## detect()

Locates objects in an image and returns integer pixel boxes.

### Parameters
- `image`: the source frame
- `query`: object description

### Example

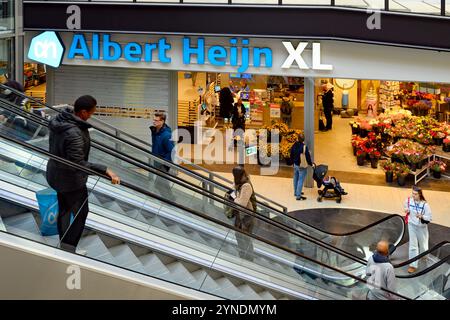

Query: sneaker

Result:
[407,266,417,273]
[75,249,87,256]
[300,196,307,200]
[296,196,301,200]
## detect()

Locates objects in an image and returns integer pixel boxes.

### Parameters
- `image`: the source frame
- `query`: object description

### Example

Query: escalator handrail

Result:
[0,108,372,266]
[397,254,450,280]
[0,94,408,244]
[0,98,406,264]
[1,83,287,213]
[0,130,411,300]
[393,241,450,269]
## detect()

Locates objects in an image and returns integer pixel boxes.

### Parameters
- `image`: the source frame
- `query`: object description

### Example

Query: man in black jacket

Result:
[322,83,334,131]
[290,133,312,200]
[46,95,120,253]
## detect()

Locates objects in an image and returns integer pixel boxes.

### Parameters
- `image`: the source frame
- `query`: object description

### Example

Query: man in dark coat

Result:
[322,83,334,131]
[150,112,175,200]
[46,95,120,253]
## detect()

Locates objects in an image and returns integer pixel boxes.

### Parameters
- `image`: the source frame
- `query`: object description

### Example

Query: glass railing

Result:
[0,132,413,300]
[24,0,449,16]
[0,96,407,263]
[2,125,448,300]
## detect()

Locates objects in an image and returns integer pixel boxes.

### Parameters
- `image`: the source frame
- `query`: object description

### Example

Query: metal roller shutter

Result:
[53,65,169,110]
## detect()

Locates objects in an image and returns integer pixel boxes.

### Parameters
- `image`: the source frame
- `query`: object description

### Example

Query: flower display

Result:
[393,163,411,177]
[380,159,395,172]
[444,137,450,145]
[429,160,447,172]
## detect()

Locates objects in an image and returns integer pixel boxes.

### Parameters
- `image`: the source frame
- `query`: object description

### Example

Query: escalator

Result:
[0,85,408,262]
[0,130,406,300]
[0,100,448,299]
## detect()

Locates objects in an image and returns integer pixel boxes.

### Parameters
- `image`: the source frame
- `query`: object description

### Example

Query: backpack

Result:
[281,100,292,116]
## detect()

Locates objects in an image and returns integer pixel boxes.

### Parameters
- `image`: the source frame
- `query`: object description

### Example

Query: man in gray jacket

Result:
[46,95,120,253]
[366,240,398,300]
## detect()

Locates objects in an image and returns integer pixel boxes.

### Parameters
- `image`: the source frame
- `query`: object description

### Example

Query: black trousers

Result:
[56,186,89,252]
[324,108,333,129]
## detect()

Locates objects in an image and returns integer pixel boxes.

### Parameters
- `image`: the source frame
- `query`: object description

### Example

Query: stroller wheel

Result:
[317,196,323,202]
[318,190,323,195]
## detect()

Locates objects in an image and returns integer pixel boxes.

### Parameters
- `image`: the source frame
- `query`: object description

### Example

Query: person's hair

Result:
[412,185,426,202]
[154,112,167,122]
[74,95,97,113]
[297,133,305,143]
[232,166,249,190]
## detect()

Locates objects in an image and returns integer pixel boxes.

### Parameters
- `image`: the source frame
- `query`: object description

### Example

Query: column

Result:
[304,77,315,188]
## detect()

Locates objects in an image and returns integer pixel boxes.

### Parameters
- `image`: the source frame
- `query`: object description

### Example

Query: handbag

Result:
[404,212,409,224]
[36,187,60,236]
[224,190,237,219]
[36,188,73,236]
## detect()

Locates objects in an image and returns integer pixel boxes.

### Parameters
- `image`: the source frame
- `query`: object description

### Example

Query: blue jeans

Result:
[293,165,307,197]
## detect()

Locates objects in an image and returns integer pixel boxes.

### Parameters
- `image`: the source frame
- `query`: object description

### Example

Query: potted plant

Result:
[431,129,446,146]
[369,149,381,169]
[394,163,410,186]
[349,121,360,135]
[443,137,450,152]
[356,149,366,166]
[404,152,421,172]
[380,159,395,183]
[429,160,447,179]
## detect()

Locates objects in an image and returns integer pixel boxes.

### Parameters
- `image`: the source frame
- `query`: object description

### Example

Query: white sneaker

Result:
[75,249,87,256]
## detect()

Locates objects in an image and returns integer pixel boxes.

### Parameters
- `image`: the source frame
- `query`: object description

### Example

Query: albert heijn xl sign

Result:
[27,31,333,72]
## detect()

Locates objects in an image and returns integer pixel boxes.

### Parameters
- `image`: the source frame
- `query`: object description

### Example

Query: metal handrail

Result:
[0,130,410,300]
[1,99,446,278]
[0,98,408,258]
[1,84,287,213]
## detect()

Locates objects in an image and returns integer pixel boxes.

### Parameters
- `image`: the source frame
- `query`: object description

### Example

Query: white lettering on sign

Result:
[281,42,333,71]
[34,40,58,59]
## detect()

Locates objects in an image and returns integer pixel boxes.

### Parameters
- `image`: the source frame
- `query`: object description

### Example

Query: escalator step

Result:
[258,291,277,300]
[78,234,115,265]
[139,253,171,278]
[163,261,197,286]
[236,284,263,300]
[190,269,221,292]
[3,212,45,244]
[108,244,147,274]
[213,277,244,299]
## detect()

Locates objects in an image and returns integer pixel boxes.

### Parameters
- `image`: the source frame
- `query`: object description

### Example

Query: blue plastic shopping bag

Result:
[36,187,60,236]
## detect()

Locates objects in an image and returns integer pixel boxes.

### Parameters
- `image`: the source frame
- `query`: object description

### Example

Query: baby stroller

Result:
[313,164,347,203]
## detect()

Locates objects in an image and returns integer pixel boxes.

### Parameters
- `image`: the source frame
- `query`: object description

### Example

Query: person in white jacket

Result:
[403,185,432,273]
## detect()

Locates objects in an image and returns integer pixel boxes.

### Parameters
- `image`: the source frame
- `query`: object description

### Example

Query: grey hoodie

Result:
[366,252,398,300]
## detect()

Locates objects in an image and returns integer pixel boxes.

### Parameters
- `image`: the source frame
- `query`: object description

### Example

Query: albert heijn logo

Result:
[28,31,65,68]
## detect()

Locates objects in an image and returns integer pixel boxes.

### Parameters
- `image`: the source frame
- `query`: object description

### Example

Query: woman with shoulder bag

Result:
[403,185,432,273]
[232,166,257,262]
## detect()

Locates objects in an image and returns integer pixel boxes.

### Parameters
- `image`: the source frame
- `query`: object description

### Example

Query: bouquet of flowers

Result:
[394,163,411,177]
[369,149,381,159]
[444,137,450,146]
[429,160,447,172]
[380,159,395,172]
